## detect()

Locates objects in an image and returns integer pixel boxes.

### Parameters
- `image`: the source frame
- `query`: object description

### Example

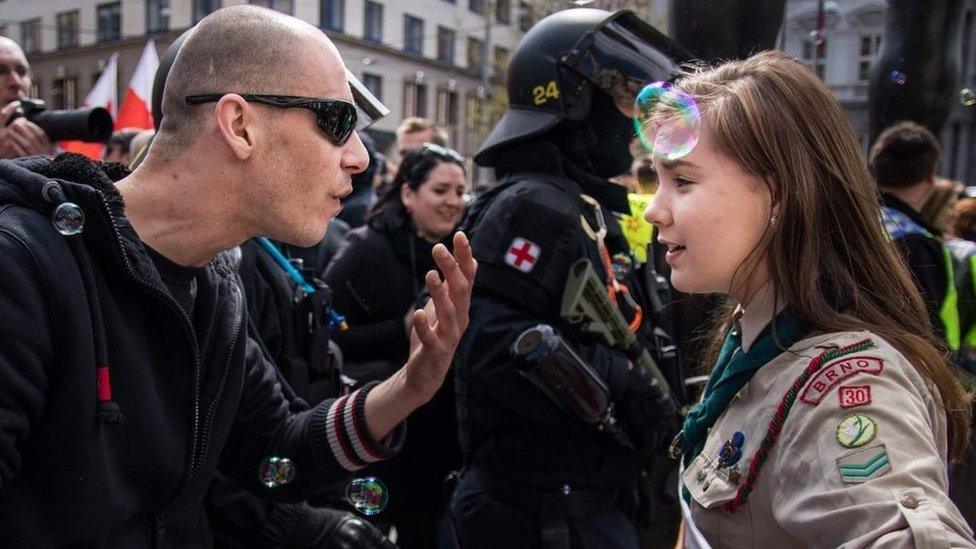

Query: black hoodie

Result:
[0,154,404,547]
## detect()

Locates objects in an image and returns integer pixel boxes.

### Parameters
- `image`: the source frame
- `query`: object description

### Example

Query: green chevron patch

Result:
[837,444,891,484]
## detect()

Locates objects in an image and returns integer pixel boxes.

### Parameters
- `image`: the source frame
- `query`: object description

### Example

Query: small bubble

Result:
[634,82,701,161]
[961,88,976,106]
[345,477,389,516]
[52,202,85,235]
[258,456,296,488]
[889,70,907,85]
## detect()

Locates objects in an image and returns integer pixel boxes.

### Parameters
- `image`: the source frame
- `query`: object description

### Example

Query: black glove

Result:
[283,505,397,549]
[330,514,398,549]
[619,362,681,454]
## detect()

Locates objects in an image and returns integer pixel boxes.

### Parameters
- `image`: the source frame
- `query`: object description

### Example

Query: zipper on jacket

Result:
[188,284,245,481]
[92,190,205,511]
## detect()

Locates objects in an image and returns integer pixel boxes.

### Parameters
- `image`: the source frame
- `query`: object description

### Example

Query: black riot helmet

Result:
[475,8,689,166]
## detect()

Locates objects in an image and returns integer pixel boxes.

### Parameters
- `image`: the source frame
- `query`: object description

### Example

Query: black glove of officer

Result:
[618,361,681,455]
[283,506,397,549]
[329,513,398,549]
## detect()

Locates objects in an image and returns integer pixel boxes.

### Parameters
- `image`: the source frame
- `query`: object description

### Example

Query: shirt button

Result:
[899,494,919,509]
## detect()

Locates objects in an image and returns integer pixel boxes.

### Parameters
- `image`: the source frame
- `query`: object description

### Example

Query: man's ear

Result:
[214,94,255,160]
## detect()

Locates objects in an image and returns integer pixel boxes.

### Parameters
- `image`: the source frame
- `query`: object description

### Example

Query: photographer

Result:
[0,37,53,159]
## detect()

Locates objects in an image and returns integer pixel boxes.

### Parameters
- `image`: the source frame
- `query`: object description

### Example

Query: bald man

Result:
[0,6,475,547]
[0,36,54,159]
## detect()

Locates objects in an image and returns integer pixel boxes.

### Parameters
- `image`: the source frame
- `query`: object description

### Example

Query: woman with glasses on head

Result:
[643,51,974,547]
[322,143,468,548]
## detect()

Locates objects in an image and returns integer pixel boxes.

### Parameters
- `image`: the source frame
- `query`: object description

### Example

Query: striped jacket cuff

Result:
[323,381,406,471]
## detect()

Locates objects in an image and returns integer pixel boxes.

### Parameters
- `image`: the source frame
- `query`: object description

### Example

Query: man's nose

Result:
[342,132,369,175]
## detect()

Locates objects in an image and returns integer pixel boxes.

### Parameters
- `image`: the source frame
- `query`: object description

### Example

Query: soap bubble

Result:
[961,88,976,106]
[52,202,85,235]
[889,70,907,85]
[345,476,389,516]
[258,456,296,488]
[634,82,701,161]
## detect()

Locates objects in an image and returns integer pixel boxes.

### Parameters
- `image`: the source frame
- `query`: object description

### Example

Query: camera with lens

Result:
[7,98,114,142]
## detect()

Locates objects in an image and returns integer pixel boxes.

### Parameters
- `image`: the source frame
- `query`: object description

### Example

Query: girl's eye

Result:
[675,177,694,188]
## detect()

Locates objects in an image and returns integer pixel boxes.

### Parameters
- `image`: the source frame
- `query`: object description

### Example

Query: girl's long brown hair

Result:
[663,51,971,458]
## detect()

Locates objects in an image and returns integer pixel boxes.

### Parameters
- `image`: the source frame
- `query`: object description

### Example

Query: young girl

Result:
[644,51,975,547]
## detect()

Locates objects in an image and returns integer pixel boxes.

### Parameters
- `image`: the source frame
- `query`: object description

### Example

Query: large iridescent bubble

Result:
[634,82,701,161]
[345,476,389,516]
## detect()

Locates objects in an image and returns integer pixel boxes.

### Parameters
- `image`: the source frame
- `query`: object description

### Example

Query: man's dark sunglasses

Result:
[185,94,358,145]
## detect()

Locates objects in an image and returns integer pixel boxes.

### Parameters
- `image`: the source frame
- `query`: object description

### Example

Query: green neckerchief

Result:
[681,310,806,503]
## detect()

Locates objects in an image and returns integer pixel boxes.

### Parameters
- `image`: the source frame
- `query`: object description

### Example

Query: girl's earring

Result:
[770,215,778,226]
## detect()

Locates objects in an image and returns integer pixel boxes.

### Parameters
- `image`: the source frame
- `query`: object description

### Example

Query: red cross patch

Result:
[505,237,541,273]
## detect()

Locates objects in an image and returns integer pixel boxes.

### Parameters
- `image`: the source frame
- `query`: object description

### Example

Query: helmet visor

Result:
[563,11,688,116]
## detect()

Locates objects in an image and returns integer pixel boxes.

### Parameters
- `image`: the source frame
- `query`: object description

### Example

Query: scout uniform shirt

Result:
[681,290,975,548]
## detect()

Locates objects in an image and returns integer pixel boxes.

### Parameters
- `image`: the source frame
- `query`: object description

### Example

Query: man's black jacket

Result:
[0,154,402,547]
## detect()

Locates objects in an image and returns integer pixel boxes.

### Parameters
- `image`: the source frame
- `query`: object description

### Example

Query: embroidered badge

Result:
[800,356,884,405]
[838,385,872,408]
[504,237,541,273]
[837,444,891,483]
[836,413,878,448]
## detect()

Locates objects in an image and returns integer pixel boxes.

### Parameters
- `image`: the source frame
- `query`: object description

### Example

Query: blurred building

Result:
[783,0,976,184]
[0,0,529,156]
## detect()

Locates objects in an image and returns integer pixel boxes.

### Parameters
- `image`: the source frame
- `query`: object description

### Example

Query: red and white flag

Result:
[60,53,119,159]
[115,40,159,130]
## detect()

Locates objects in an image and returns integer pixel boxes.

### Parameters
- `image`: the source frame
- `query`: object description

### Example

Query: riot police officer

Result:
[451,9,688,548]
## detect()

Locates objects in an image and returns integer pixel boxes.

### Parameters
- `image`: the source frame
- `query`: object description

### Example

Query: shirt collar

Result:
[734,284,784,352]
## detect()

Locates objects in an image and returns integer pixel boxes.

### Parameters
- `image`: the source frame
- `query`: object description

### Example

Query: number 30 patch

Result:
[838,385,872,408]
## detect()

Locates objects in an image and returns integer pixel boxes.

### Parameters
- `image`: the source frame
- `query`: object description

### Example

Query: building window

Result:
[57,11,80,50]
[29,80,39,100]
[20,19,41,54]
[51,76,78,109]
[437,26,456,65]
[467,37,485,73]
[858,33,882,82]
[321,0,344,31]
[146,0,170,34]
[404,15,424,55]
[364,1,383,43]
[0,26,7,37]
[436,86,459,130]
[469,0,485,15]
[403,79,428,118]
[801,37,827,80]
[518,2,533,32]
[464,90,483,149]
[496,0,511,25]
[193,0,220,24]
[363,72,382,102]
[493,46,509,76]
[97,3,122,43]
[249,0,293,13]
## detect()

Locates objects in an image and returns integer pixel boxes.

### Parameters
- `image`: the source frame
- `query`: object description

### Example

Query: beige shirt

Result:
[683,301,974,548]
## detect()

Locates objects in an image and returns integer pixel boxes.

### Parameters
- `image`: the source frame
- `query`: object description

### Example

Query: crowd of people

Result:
[1,4,976,549]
